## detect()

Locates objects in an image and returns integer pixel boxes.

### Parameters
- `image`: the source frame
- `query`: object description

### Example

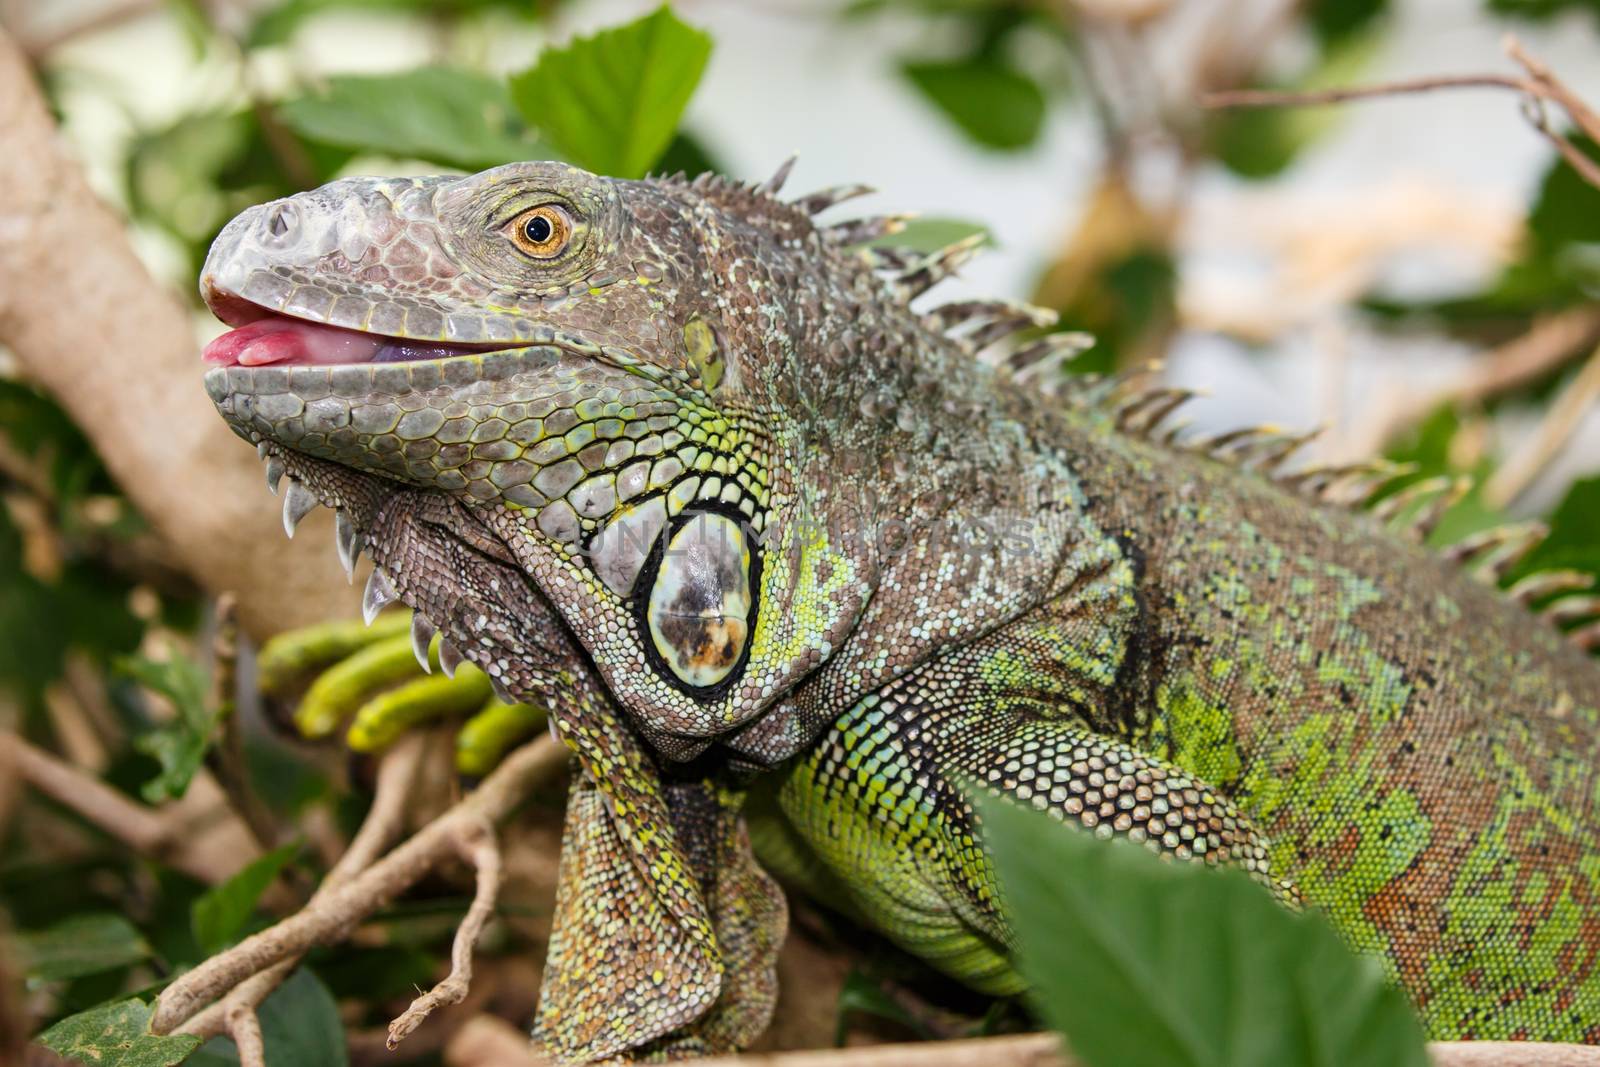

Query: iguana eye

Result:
[509,204,572,258]
[645,511,753,691]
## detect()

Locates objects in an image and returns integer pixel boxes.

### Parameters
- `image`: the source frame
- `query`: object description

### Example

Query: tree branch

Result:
[440,1019,1600,1067]
[1483,341,1600,509]
[225,999,267,1067]
[152,736,568,1037]
[175,732,432,1049]
[1503,37,1600,190]
[0,25,359,640]
[0,732,265,885]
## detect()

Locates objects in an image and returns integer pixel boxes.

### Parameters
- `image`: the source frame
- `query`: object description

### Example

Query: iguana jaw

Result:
[197,289,808,760]
[197,162,881,765]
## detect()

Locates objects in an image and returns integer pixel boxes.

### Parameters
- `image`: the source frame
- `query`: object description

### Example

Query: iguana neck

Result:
[720,339,1126,767]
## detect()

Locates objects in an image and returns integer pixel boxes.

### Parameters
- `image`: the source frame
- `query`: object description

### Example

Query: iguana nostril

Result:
[264,202,298,239]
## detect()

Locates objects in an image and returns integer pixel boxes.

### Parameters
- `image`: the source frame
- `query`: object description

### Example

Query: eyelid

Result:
[490,196,576,231]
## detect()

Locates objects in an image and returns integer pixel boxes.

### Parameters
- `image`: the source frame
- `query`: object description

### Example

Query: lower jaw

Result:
[202,348,569,489]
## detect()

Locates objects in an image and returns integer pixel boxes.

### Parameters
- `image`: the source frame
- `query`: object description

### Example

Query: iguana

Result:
[197,160,1600,1060]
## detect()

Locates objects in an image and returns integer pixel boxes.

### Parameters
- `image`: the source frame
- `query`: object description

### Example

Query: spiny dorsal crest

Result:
[1008,332,1097,375]
[1371,475,1473,542]
[926,299,1059,356]
[754,155,797,197]
[827,214,914,248]
[1442,521,1544,578]
[793,183,875,217]
[890,234,987,301]
[651,157,819,236]
[1509,568,1593,605]
[752,163,1600,655]
[760,163,1596,654]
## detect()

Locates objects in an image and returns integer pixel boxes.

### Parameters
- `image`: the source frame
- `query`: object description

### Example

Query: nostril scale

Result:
[264,203,297,239]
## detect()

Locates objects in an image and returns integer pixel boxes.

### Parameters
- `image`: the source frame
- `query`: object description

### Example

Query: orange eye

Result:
[510,204,572,258]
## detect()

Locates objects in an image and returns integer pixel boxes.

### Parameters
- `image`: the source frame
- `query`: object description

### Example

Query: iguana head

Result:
[201,160,898,760]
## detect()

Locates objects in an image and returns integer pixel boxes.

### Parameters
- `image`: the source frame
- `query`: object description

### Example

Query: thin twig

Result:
[42,668,109,772]
[1483,341,1600,509]
[1505,37,1600,143]
[334,731,431,880]
[1202,37,1600,192]
[153,736,567,1036]
[205,594,282,853]
[1202,73,1533,109]
[176,732,431,1042]
[387,817,503,1048]
[1504,37,1600,191]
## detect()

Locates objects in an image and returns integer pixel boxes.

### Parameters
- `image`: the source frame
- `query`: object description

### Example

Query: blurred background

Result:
[2,0,1599,1063]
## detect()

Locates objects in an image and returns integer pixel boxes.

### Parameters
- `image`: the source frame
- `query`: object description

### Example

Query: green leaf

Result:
[1213,28,1380,179]
[1542,476,1600,560]
[976,792,1430,1067]
[833,968,930,1046]
[653,130,724,180]
[162,0,213,57]
[279,67,535,171]
[1305,0,1389,45]
[508,5,712,178]
[192,844,300,954]
[1373,406,1507,549]
[1527,135,1600,258]
[187,969,347,1067]
[36,998,201,1067]
[865,218,992,253]
[121,652,216,803]
[311,944,441,1002]
[901,57,1045,151]
[1518,476,1600,584]
[16,914,152,982]
[1486,0,1600,24]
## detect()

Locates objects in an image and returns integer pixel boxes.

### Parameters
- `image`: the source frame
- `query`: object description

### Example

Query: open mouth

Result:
[201,287,521,368]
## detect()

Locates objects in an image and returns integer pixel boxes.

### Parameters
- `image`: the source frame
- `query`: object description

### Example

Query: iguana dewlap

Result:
[198,160,1600,1058]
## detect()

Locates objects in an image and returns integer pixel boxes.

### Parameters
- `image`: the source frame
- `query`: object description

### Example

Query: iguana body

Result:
[197,161,1600,1059]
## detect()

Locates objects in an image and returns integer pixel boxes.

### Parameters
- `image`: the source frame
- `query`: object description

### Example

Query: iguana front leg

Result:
[757,619,1291,996]
[538,683,784,1062]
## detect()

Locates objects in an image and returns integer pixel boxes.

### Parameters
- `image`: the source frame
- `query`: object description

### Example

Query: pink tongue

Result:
[203,318,383,367]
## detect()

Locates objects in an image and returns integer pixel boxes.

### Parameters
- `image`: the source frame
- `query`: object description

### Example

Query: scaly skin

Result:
[199,160,1600,1057]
